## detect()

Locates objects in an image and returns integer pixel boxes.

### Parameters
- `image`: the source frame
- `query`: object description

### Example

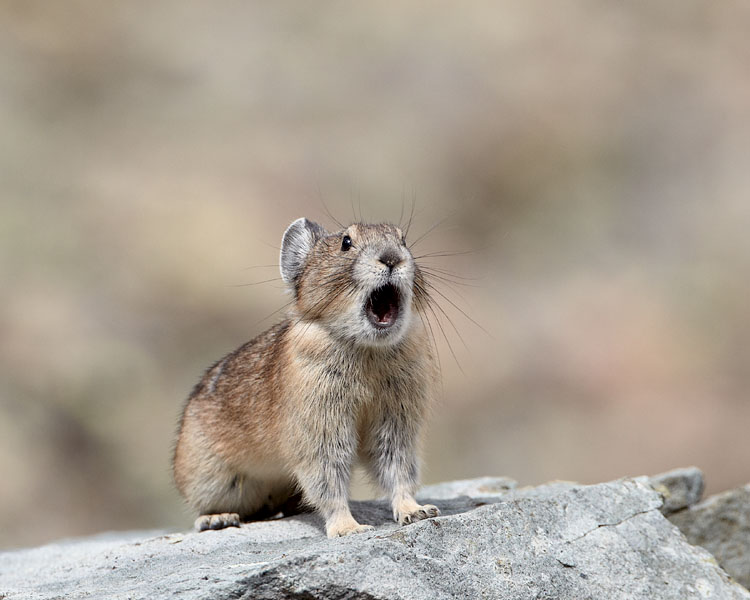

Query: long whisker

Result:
[419,267,483,289]
[351,195,359,224]
[263,273,352,332]
[357,191,364,223]
[318,188,344,229]
[254,298,295,327]
[289,279,357,343]
[416,280,464,375]
[418,264,481,281]
[421,283,470,354]
[398,191,406,231]
[258,240,281,251]
[413,249,481,259]
[408,214,455,250]
[287,269,357,329]
[414,288,438,354]
[414,295,444,394]
[404,194,417,241]
[241,264,280,271]
[423,279,491,338]
[420,272,474,308]
[232,277,283,287]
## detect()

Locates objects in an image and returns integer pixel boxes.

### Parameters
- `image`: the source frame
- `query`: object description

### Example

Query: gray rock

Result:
[1,477,748,600]
[417,475,517,499]
[648,466,705,515]
[669,484,750,590]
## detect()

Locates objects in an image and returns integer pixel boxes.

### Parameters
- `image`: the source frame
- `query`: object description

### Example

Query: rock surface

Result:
[1,473,748,600]
[416,475,517,499]
[650,466,705,515]
[669,484,750,590]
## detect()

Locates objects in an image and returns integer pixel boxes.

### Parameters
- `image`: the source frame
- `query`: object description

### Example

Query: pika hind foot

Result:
[195,512,241,531]
[395,501,440,526]
[331,523,375,537]
[325,512,374,538]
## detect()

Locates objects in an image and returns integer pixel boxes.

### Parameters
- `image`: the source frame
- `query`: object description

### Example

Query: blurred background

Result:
[1,0,749,550]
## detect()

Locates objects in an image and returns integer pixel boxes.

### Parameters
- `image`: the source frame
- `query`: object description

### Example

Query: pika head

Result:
[280,218,418,346]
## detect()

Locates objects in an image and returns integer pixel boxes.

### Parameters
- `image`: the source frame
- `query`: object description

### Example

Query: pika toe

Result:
[398,504,439,526]
[195,512,241,531]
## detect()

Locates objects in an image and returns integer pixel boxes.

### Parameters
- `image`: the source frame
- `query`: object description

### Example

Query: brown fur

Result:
[173,220,439,537]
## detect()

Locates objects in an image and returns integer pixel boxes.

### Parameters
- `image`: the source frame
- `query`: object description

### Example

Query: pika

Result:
[173,218,440,537]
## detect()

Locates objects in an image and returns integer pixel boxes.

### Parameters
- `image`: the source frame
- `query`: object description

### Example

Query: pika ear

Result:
[280,218,326,285]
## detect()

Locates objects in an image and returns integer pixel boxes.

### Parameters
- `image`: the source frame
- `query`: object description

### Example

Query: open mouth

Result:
[365,284,401,329]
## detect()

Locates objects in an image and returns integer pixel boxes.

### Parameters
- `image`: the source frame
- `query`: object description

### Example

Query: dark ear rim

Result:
[279,218,326,285]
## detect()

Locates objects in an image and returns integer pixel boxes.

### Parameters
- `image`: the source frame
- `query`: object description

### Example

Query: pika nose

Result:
[378,249,403,271]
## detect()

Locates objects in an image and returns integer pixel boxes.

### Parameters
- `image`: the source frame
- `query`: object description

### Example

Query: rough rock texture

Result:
[1,474,748,600]
[669,484,750,590]
[650,466,705,515]
[416,475,517,499]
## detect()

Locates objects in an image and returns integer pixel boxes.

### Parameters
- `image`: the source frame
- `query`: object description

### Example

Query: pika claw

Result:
[398,504,439,526]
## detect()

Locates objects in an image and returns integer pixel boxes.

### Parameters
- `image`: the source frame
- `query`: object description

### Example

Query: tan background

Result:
[1,1,749,549]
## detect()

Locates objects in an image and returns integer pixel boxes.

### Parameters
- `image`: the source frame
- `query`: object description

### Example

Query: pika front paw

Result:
[397,503,440,526]
[195,512,241,531]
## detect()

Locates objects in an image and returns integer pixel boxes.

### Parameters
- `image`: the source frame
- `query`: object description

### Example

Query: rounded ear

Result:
[279,218,326,285]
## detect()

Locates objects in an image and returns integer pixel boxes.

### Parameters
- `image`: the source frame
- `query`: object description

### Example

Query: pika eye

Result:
[341,235,352,251]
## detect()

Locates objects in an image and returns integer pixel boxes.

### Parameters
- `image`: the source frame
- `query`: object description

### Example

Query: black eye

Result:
[341,235,352,251]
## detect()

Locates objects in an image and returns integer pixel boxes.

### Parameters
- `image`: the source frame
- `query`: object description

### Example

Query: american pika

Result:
[173,218,439,537]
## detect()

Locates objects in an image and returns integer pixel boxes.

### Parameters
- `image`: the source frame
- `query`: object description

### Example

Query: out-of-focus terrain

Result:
[1,1,749,549]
